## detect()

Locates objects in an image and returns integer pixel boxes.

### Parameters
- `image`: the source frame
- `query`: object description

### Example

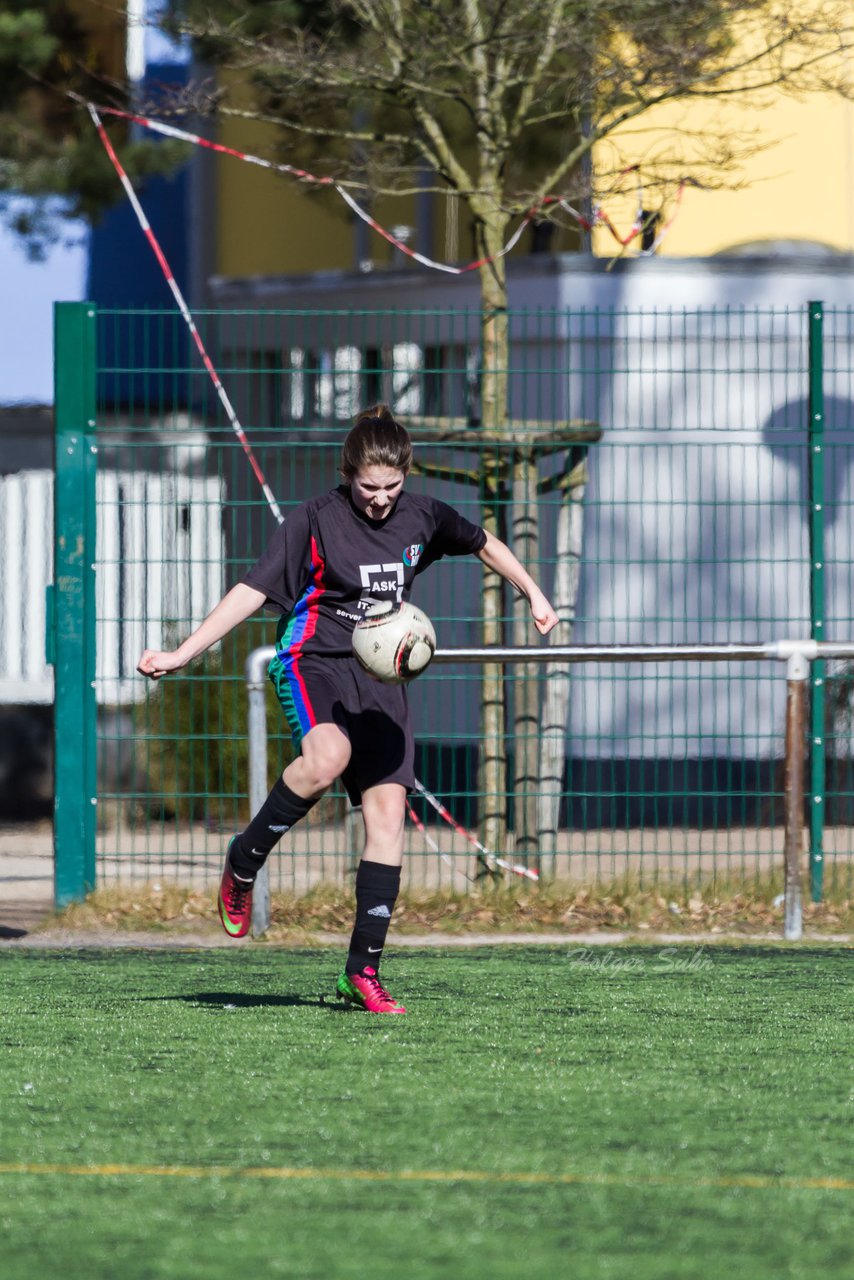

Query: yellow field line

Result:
[0,1164,850,1192]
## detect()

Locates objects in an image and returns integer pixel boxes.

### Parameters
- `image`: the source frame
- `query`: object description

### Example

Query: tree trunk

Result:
[512,447,540,866]
[537,456,589,873]
[476,213,510,858]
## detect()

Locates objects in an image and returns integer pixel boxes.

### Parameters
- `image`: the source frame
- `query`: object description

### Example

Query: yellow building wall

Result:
[212,106,554,277]
[215,102,429,278]
[72,0,125,76]
[593,87,854,257]
[216,115,353,277]
[212,46,854,273]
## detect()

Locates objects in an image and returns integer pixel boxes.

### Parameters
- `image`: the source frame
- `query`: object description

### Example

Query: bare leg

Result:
[284,723,352,797]
[227,723,351,884]
[360,783,406,867]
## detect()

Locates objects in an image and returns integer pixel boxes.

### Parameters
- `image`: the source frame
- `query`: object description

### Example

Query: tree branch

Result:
[336,0,478,195]
[404,416,601,445]
[462,0,491,135]
[215,104,414,152]
[508,0,566,137]
[408,460,481,486]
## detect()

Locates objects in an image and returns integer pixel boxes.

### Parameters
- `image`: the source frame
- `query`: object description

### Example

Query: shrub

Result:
[138,621,294,826]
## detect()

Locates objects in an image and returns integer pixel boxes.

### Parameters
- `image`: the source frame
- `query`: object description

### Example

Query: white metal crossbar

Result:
[246,640,854,941]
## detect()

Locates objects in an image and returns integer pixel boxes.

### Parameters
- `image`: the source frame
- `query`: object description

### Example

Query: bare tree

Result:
[165,2,854,311]
[160,0,853,858]
[537,449,590,862]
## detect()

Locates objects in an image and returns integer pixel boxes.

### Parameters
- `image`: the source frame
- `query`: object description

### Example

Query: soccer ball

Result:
[352,601,437,685]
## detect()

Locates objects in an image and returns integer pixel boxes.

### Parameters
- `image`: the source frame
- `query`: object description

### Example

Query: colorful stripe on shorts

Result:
[274,537,326,739]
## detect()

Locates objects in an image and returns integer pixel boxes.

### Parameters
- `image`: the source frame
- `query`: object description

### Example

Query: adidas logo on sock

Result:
[367,904,391,918]
[268,824,290,833]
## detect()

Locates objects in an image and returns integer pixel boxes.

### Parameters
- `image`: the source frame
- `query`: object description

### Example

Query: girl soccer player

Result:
[137,406,558,1013]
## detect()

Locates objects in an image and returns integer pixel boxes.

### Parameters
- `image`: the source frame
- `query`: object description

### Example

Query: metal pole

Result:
[433,643,775,664]
[807,301,826,902]
[241,641,832,671]
[52,303,99,907]
[783,652,808,941]
[246,651,272,936]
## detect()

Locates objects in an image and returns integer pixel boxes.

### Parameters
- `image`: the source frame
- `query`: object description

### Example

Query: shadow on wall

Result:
[761,395,854,525]
[763,394,854,825]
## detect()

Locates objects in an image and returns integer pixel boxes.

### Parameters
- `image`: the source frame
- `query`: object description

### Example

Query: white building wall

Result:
[0,470,225,705]
[211,256,854,758]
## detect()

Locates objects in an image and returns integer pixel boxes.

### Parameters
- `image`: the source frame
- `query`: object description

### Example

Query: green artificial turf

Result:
[1,945,851,1279]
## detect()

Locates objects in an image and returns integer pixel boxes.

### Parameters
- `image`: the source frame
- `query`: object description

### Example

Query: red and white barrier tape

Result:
[91,103,687,266]
[413,780,539,882]
[88,103,284,524]
[541,168,695,254]
[405,799,474,882]
[89,102,593,878]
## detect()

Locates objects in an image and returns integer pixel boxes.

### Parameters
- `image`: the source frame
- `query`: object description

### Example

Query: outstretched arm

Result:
[136,582,268,680]
[476,532,559,636]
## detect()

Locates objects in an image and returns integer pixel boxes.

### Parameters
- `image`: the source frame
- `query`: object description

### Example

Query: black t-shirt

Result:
[243,485,486,657]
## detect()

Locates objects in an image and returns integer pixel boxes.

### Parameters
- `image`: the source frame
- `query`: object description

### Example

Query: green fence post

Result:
[807,301,825,902]
[52,302,98,907]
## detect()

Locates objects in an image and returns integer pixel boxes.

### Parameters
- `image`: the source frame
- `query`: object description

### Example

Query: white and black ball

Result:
[352,602,437,685]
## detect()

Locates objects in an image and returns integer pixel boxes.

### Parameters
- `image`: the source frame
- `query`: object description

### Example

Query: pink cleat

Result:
[336,967,406,1014]
[217,840,254,938]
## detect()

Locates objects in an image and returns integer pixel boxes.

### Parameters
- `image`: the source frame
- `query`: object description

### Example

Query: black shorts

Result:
[268,651,414,805]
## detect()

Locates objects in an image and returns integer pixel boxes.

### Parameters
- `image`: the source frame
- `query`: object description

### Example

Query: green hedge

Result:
[139,623,294,825]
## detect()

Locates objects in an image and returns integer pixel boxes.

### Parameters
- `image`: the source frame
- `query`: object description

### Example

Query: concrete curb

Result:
[1,928,850,950]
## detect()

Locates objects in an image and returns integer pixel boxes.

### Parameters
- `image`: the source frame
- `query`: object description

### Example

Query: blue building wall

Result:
[87,63,192,410]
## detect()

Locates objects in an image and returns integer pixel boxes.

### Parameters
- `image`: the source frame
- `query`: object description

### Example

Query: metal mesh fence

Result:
[66,304,854,894]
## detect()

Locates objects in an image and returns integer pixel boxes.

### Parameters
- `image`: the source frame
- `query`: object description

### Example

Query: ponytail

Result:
[340,404,413,479]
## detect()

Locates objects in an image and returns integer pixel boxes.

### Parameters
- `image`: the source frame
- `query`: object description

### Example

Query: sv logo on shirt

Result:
[359,562,405,605]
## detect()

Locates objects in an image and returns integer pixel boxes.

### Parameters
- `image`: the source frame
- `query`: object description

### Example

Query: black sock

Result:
[230,777,318,879]
[345,860,401,975]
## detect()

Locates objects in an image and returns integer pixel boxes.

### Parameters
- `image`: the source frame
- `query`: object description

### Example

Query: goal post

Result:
[244,638,849,940]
